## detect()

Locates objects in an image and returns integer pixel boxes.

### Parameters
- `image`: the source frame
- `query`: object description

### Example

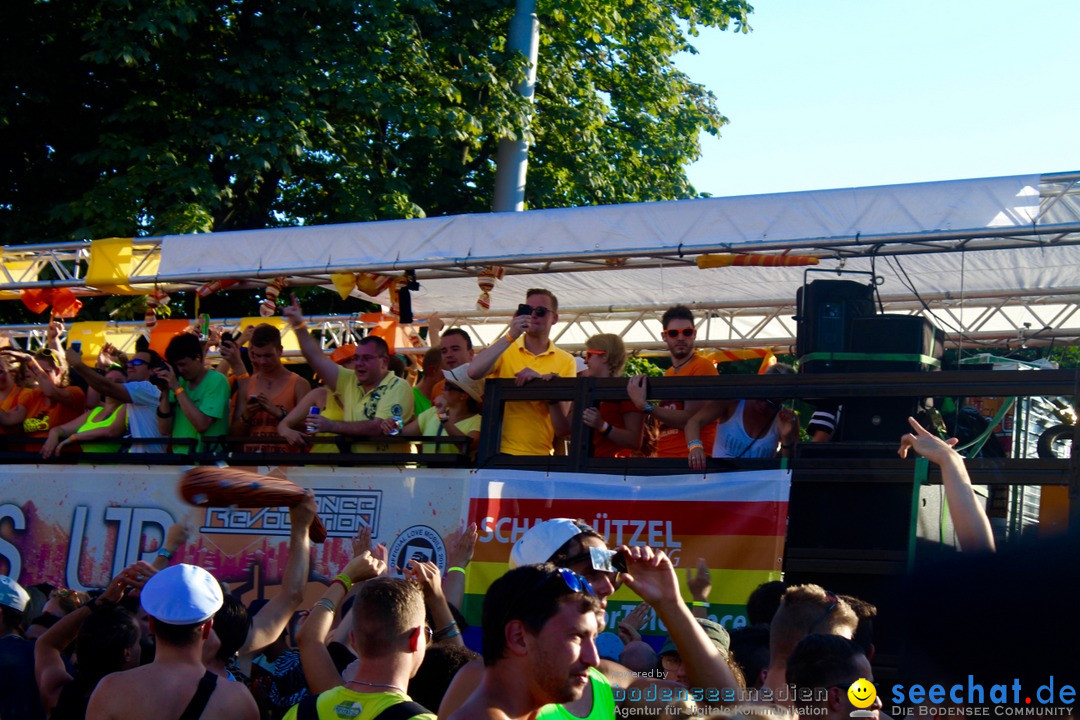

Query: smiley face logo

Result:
[847,678,876,708]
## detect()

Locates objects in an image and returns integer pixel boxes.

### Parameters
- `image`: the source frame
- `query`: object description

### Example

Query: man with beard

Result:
[627,305,718,457]
[447,563,600,720]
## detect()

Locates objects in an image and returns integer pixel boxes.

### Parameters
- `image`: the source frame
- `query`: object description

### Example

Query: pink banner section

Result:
[1,465,468,603]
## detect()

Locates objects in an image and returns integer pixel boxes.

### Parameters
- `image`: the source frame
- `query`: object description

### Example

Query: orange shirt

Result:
[0,386,30,435]
[592,400,641,458]
[655,354,717,458]
[20,387,86,437]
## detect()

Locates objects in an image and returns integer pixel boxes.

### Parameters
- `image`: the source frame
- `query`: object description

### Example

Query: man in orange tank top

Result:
[627,305,718,457]
[232,324,311,452]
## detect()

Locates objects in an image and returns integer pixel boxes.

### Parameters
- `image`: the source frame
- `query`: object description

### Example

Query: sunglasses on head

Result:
[664,328,695,339]
[809,590,840,632]
[583,349,606,357]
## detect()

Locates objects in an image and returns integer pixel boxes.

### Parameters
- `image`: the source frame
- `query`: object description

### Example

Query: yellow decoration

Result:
[85,237,161,294]
[0,254,35,299]
[330,273,357,300]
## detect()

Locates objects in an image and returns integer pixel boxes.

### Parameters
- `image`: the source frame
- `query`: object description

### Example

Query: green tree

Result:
[1,0,750,245]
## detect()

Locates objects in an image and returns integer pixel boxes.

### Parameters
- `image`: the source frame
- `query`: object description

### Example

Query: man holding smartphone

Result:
[466,289,576,455]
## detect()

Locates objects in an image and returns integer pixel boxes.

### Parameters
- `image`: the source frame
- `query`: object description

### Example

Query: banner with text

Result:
[461,469,790,636]
[0,464,469,607]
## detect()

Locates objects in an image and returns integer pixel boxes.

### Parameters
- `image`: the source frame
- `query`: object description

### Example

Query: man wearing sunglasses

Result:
[467,289,576,455]
[627,305,719,458]
[66,345,168,453]
[440,519,741,718]
[447,564,601,720]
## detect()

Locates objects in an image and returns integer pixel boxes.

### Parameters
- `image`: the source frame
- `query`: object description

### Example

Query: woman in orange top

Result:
[0,348,86,447]
[551,334,645,457]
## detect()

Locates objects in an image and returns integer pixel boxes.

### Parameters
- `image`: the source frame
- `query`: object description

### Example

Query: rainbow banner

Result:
[461,469,790,637]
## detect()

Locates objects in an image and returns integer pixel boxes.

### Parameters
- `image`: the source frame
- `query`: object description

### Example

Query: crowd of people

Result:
[0,288,1018,720]
[0,290,814,464]
[1,431,1001,720]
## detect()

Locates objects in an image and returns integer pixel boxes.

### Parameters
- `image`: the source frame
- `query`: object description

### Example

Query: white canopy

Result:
[147,172,1080,347]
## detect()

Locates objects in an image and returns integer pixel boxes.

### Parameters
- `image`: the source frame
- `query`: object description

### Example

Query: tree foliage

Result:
[1,0,751,244]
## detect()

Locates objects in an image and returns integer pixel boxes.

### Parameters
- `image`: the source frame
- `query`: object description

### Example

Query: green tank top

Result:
[536,667,615,720]
[77,405,123,453]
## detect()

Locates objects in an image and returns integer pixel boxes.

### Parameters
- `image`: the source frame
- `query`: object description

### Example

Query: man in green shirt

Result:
[156,333,231,452]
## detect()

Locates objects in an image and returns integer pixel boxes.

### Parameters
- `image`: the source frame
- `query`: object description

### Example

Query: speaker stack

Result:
[788,280,946,678]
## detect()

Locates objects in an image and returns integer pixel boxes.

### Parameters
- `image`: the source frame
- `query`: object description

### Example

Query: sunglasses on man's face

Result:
[523,305,549,318]
[127,359,148,367]
[664,328,695,339]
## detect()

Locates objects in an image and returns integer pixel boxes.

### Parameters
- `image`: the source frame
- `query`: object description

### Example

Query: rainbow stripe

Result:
[460,469,790,636]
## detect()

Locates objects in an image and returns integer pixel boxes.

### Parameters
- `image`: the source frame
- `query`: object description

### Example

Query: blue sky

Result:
[678,0,1080,197]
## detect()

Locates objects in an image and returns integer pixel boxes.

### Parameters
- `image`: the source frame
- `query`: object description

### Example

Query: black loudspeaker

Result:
[831,315,943,441]
[796,280,875,373]
[849,315,944,372]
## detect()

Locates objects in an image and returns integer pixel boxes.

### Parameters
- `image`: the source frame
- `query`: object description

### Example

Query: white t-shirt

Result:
[124,381,167,453]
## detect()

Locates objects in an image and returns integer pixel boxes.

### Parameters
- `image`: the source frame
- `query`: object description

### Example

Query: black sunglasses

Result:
[525,306,549,318]
[664,328,695,338]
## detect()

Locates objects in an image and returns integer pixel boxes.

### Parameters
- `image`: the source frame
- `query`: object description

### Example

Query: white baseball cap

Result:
[0,575,30,612]
[140,564,224,625]
[509,518,595,569]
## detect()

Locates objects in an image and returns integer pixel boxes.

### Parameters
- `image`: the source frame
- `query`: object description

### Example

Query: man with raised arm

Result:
[66,345,168,453]
[466,289,576,455]
[283,296,413,452]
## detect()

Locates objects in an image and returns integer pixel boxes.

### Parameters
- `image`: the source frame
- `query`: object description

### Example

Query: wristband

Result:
[333,573,353,591]
[234,372,250,380]
[642,401,654,414]
[157,547,173,560]
[446,566,466,575]
[599,422,613,437]
[439,627,461,639]
[157,408,175,419]
[504,332,515,344]
[314,598,336,614]
[174,386,186,397]
[690,601,709,607]
[687,440,704,451]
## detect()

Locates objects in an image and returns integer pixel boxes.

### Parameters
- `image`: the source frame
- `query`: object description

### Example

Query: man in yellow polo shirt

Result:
[283,297,413,452]
[468,288,576,455]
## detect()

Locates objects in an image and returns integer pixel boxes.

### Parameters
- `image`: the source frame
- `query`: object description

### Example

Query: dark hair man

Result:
[67,346,168,453]
[787,634,881,720]
[628,304,721,457]
[87,564,258,720]
[231,323,311,452]
[447,564,600,720]
[156,333,231,452]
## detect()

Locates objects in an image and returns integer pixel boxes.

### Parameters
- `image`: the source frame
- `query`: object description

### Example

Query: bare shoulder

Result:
[446,697,513,720]
[213,678,260,719]
[437,656,486,717]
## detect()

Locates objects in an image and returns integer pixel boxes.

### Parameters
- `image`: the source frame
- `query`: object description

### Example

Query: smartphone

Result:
[70,341,82,353]
[221,331,235,344]
[515,303,532,317]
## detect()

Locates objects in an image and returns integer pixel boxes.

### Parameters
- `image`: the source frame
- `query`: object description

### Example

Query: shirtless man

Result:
[447,564,601,720]
[231,324,310,451]
[87,563,258,720]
